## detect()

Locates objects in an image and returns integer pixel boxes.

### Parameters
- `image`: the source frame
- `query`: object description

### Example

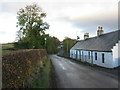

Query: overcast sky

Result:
[0,0,119,43]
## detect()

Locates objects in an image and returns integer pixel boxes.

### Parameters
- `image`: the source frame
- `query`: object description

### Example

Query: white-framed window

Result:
[88,51,90,59]
[102,53,105,63]
[95,52,97,60]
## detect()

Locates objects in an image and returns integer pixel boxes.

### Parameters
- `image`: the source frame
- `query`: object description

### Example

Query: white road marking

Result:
[59,63,66,70]
[69,61,75,65]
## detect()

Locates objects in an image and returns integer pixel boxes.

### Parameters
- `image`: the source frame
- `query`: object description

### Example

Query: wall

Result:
[2,49,47,88]
[79,50,92,63]
[92,51,113,68]
[70,49,77,59]
[70,49,115,68]
[112,40,120,67]
[70,49,93,63]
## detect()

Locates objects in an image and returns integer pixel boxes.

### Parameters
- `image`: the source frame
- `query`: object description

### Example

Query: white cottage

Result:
[70,26,120,68]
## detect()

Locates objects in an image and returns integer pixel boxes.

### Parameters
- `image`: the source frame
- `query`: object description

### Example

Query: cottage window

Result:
[82,51,84,60]
[88,51,90,59]
[79,50,81,59]
[102,53,104,63]
[95,52,97,60]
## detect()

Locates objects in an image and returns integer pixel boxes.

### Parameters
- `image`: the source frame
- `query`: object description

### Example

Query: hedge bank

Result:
[2,49,47,88]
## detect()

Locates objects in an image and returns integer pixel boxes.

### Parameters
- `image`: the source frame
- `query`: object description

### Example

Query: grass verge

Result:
[28,56,51,88]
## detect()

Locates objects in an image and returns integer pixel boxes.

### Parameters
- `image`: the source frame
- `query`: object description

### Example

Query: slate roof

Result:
[71,30,120,52]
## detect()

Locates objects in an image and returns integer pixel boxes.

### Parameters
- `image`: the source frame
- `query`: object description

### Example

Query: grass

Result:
[2,43,15,54]
[2,50,12,53]
[2,43,14,49]
[29,57,51,88]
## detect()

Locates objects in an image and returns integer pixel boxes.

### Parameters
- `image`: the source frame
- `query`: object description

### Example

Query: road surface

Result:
[50,55,118,88]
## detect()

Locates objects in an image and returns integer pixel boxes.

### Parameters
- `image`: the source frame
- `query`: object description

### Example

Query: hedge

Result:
[2,49,47,88]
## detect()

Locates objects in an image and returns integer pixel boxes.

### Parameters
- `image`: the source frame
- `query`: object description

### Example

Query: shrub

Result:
[2,49,47,88]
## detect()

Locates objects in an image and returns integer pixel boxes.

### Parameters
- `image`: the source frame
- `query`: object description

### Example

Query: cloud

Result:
[45,20,84,41]
[0,31,6,34]
[0,12,19,43]
[0,0,119,43]
[58,9,118,35]
[0,2,34,14]
[43,0,118,37]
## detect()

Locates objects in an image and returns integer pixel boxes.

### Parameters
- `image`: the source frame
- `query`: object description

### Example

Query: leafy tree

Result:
[62,37,76,53]
[15,4,49,49]
[45,34,60,54]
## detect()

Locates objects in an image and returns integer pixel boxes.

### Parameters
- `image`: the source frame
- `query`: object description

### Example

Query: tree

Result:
[62,37,76,53]
[15,4,49,49]
[45,34,60,54]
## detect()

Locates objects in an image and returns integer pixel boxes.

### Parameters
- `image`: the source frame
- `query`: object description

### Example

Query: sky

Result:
[0,0,119,43]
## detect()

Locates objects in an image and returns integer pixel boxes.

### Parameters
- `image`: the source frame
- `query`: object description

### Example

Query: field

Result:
[2,43,15,54]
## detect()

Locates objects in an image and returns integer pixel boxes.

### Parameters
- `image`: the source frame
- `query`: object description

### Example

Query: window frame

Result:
[95,52,97,60]
[102,53,105,63]
[88,51,90,59]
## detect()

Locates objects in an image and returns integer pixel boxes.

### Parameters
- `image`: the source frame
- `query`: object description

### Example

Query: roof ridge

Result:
[82,29,119,41]
[70,29,119,51]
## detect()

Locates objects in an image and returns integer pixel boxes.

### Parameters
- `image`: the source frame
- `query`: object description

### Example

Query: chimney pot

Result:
[84,33,89,39]
[97,26,104,36]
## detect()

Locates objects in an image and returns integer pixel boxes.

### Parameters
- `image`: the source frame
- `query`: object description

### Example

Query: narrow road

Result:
[50,55,118,88]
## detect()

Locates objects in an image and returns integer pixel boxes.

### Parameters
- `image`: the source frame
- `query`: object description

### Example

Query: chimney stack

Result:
[97,26,104,36]
[84,33,89,39]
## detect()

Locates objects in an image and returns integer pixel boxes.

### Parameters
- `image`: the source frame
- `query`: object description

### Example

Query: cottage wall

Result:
[112,40,120,67]
[80,50,92,63]
[93,51,113,68]
[70,49,77,59]
[70,49,114,68]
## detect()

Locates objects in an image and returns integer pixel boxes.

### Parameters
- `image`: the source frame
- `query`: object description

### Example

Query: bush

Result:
[2,49,47,88]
